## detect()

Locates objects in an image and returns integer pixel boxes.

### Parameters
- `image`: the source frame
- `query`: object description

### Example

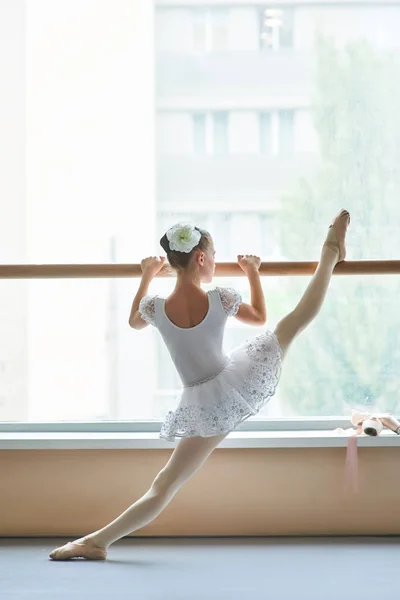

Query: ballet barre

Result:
[0,260,400,279]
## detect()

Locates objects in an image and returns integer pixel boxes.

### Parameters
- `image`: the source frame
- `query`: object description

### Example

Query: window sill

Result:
[0,430,399,450]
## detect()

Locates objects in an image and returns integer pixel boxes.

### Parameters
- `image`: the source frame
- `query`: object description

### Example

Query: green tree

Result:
[277,36,400,416]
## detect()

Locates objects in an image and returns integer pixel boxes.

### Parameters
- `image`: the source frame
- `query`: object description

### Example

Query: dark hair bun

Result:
[160,233,170,254]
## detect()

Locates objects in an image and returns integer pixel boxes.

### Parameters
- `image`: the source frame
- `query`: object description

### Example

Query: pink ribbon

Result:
[337,411,378,495]
[343,428,362,494]
[337,410,400,495]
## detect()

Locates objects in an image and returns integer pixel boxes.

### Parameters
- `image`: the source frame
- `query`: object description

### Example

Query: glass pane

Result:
[212,112,228,155]
[260,6,293,51]
[151,274,400,420]
[259,112,272,154]
[271,275,400,418]
[193,113,206,155]
[278,110,294,154]
[210,8,229,52]
[279,8,294,49]
[157,2,400,258]
[2,274,399,423]
[192,8,207,52]
[259,7,277,51]
[4,1,400,424]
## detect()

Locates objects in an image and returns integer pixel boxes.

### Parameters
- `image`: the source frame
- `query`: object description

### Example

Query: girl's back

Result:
[140,287,241,388]
[164,288,209,329]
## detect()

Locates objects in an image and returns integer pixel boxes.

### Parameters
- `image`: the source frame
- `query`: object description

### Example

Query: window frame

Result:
[0,416,357,434]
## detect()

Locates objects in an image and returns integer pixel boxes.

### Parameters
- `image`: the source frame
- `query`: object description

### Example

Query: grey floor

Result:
[0,537,399,600]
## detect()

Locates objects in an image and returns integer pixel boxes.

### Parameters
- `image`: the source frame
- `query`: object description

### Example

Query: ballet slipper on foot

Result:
[49,537,107,561]
[323,209,350,263]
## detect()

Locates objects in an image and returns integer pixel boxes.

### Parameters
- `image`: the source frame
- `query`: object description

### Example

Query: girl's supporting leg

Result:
[274,209,350,357]
[49,431,228,560]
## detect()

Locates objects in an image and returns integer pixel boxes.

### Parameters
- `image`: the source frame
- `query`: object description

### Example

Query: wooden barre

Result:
[0,260,399,279]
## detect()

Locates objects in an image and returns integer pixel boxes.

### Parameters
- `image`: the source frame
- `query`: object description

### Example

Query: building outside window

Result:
[192,112,229,155]
[259,6,294,51]
[259,110,295,155]
[193,7,229,52]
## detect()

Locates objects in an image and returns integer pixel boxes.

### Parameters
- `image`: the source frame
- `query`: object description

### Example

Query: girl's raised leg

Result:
[274,209,350,357]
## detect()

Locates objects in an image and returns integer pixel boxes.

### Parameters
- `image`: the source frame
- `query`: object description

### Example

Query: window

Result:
[259,110,294,155]
[3,1,400,428]
[193,113,206,155]
[192,112,229,155]
[278,110,294,154]
[212,112,228,155]
[260,6,294,51]
[259,112,273,155]
[193,8,207,52]
[192,8,229,53]
[154,272,400,419]
[211,8,229,52]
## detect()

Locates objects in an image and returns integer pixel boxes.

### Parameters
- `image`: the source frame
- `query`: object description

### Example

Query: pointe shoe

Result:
[380,415,400,435]
[323,209,351,263]
[362,417,384,437]
[49,539,107,561]
[351,410,400,436]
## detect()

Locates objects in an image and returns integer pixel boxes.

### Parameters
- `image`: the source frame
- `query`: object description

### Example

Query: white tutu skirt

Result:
[160,331,283,441]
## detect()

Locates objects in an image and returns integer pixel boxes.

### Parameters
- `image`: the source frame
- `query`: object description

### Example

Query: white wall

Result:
[0,0,26,263]
[25,0,156,421]
[0,0,28,421]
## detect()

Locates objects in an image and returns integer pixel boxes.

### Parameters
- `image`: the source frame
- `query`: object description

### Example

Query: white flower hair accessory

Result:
[166,223,201,253]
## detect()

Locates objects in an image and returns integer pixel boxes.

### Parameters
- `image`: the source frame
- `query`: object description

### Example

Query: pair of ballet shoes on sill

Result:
[336,410,400,437]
